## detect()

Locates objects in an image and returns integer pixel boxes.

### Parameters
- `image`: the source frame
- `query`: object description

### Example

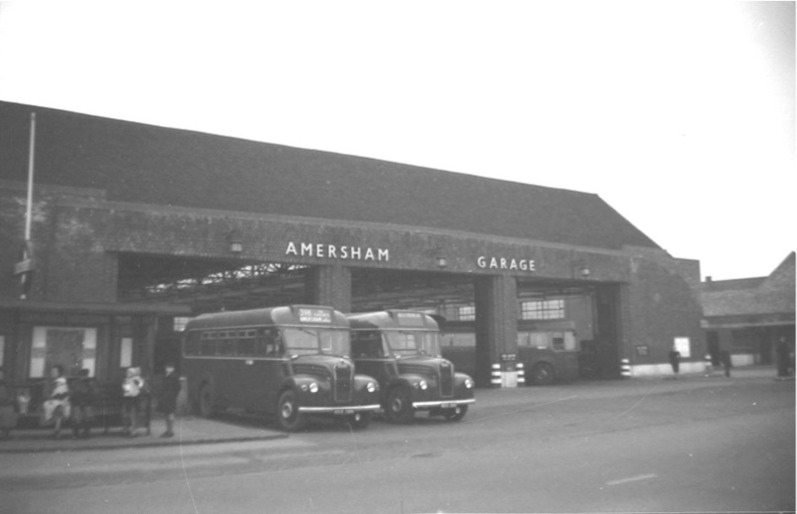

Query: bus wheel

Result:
[348,412,371,430]
[198,384,214,418]
[443,405,468,422]
[277,390,306,432]
[384,387,414,424]
[530,363,555,386]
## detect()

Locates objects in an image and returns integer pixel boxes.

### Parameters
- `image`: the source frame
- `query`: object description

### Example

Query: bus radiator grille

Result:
[439,362,454,397]
[334,364,353,403]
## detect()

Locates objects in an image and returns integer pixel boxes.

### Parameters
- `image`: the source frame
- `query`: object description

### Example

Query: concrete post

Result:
[307,265,352,312]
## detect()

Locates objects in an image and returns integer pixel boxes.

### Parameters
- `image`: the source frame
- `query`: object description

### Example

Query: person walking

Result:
[70,369,97,439]
[121,367,145,437]
[157,363,181,438]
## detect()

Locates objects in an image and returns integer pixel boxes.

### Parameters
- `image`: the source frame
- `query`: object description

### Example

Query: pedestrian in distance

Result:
[668,346,681,378]
[70,368,97,439]
[157,363,181,438]
[121,367,145,437]
[0,369,18,440]
[42,365,70,439]
[720,350,732,378]
[776,336,791,378]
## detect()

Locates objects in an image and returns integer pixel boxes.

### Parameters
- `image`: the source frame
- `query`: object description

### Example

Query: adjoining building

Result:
[1,100,706,397]
[701,252,795,368]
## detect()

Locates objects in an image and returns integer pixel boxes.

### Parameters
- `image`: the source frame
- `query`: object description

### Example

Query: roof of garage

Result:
[0,100,660,251]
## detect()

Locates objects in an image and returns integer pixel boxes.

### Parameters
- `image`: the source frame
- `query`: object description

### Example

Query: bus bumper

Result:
[298,404,381,414]
[412,398,476,409]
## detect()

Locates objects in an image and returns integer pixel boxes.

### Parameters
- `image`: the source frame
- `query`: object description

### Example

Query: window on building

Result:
[457,305,475,321]
[520,299,565,320]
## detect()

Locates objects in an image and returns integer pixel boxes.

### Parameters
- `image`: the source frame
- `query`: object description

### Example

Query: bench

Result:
[8,380,151,435]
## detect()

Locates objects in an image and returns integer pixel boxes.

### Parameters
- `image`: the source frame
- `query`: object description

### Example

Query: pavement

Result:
[0,365,789,454]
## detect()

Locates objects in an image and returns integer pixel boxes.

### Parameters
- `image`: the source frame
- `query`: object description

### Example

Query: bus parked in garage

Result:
[348,310,475,423]
[182,305,381,431]
[440,322,580,386]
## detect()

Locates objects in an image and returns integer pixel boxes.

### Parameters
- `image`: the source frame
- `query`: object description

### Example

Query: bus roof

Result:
[347,310,439,331]
[185,305,348,331]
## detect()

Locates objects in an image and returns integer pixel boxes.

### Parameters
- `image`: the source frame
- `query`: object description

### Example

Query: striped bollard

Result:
[620,358,632,378]
[516,362,525,385]
[491,363,502,387]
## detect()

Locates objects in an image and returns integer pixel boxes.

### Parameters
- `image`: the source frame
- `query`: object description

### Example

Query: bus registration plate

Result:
[334,409,355,415]
[440,403,456,408]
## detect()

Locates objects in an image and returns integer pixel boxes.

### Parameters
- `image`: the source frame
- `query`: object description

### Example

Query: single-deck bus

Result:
[182,305,381,431]
[348,310,475,423]
[441,325,580,386]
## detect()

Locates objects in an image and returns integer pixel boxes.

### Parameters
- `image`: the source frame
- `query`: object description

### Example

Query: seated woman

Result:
[42,365,70,439]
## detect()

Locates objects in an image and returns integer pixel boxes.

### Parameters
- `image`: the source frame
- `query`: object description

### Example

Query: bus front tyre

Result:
[384,387,414,424]
[530,363,555,386]
[277,390,306,432]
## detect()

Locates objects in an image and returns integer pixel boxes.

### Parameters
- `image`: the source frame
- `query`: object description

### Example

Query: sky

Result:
[0,1,794,281]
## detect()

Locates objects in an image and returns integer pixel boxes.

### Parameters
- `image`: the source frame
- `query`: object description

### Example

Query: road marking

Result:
[606,473,658,486]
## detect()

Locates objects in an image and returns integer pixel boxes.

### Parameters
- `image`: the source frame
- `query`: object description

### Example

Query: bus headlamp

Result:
[416,380,428,391]
[302,382,319,393]
[465,378,474,389]
[366,381,377,393]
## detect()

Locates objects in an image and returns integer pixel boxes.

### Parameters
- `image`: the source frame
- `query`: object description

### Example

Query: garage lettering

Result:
[477,255,535,271]
[285,241,389,262]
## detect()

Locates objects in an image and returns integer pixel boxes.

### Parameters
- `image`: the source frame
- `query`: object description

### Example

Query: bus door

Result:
[241,327,285,415]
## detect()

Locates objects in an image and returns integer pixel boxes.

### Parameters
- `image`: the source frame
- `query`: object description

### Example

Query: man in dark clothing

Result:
[157,363,181,438]
[720,350,732,378]
[668,347,681,377]
[71,369,97,439]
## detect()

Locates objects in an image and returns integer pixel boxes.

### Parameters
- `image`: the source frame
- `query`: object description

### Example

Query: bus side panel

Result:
[441,346,476,379]
[241,359,285,415]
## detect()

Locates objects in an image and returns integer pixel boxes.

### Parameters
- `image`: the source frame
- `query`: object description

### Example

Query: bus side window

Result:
[263,329,284,357]
[237,335,255,357]
[552,332,565,351]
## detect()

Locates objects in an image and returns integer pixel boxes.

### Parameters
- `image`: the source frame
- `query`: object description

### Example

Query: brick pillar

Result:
[474,275,518,388]
[306,265,352,313]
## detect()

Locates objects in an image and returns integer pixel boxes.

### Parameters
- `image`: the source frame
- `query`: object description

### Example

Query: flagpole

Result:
[25,112,36,241]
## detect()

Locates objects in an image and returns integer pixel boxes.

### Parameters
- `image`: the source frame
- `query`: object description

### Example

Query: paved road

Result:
[1,372,794,514]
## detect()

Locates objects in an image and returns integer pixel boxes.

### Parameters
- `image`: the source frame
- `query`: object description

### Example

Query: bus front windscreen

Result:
[283,328,351,357]
[386,331,442,357]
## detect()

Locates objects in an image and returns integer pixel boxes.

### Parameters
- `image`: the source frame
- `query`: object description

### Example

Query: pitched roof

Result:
[0,101,659,251]
[701,252,796,318]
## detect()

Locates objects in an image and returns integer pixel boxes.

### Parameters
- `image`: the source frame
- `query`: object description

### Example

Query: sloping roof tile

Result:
[1,101,659,251]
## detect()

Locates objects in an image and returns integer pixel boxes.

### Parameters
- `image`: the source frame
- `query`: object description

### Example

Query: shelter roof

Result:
[701,252,796,318]
[1,101,659,251]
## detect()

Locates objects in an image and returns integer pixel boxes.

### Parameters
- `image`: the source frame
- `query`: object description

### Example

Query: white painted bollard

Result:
[516,362,525,385]
[491,363,502,387]
[620,358,632,378]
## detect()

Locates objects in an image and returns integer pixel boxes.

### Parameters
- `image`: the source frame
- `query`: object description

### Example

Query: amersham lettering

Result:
[286,241,390,262]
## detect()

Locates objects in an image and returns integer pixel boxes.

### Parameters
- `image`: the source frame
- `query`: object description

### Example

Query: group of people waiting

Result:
[0,363,181,440]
